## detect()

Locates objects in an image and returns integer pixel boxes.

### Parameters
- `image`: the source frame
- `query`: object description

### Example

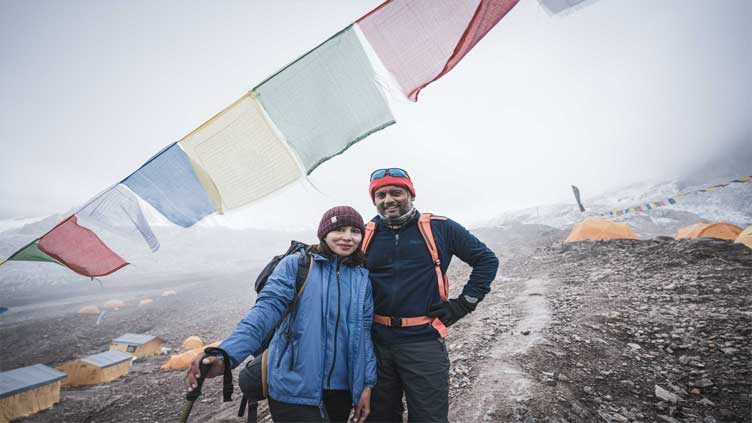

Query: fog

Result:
[2,0,750,229]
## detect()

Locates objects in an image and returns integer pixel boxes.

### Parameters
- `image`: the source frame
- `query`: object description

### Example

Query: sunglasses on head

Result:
[370,168,410,181]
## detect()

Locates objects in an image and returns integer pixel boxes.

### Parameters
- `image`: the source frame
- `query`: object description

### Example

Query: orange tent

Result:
[138,298,154,306]
[161,349,200,371]
[181,336,203,350]
[78,306,101,314]
[674,222,742,241]
[161,341,220,371]
[565,220,638,242]
[735,226,752,248]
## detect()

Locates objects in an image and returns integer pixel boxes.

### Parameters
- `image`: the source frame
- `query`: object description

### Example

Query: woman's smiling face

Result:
[324,225,363,256]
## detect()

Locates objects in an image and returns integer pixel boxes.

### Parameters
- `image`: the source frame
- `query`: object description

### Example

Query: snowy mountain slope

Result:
[485,177,752,238]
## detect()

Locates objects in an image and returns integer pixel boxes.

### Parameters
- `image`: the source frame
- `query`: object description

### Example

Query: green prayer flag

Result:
[6,240,63,266]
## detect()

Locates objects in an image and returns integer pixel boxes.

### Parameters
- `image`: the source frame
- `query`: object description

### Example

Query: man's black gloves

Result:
[427,295,477,327]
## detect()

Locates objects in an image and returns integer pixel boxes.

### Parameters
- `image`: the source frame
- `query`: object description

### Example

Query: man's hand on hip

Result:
[427,295,477,327]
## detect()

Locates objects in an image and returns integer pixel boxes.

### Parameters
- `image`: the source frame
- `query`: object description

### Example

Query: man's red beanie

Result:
[369,175,416,202]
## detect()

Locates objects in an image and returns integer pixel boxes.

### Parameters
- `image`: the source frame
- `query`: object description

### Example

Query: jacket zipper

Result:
[326,260,342,388]
[391,230,400,312]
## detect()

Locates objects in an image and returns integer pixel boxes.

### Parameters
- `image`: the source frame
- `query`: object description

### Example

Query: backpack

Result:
[252,240,314,356]
[254,240,309,293]
[238,241,314,422]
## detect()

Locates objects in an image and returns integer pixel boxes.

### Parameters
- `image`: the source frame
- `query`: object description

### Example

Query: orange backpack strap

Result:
[361,221,377,253]
[417,213,449,302]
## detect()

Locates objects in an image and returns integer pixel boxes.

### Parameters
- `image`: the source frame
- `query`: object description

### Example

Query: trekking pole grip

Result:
[186,358,212,401]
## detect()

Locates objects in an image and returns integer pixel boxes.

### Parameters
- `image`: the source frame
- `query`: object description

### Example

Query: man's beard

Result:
[378,201,417,228]
[378,202,411,217]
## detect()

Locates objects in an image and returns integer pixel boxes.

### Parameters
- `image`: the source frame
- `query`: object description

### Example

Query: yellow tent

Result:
[674,222,742,241]
[565,219,638,242]
[161,341,220,371]
[161,349,200,371]
[735,226,752,248]
[182,336,203,350]
[78,305,101,314]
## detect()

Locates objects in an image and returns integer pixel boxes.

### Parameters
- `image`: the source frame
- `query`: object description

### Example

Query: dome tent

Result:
[735,226,752,248]
[78,305,101,314]
[181,336,203,350]
[161,341,220,371]
[565,219,638,242]
[674,222,742,241]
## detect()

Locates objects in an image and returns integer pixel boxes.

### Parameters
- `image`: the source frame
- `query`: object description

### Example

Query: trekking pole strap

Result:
[204,346,233,402]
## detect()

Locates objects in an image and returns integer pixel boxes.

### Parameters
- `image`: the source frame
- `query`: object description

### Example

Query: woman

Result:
[185,206,376,423]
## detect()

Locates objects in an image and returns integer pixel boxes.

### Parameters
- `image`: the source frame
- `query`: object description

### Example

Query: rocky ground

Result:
[3,227,751,422]
[447,237,751,423]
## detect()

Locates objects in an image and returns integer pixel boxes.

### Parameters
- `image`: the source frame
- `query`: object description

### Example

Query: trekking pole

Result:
[178,359,212,423]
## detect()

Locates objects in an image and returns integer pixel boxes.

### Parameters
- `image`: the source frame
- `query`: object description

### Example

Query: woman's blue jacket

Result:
[219,252,377,407]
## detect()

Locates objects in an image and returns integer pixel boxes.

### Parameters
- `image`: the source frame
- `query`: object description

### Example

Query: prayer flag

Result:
[122,144,216,227]
[4,240,62,265]
[253,26,395,173]
[38,215,128,277]
[179,94,303,209]
[76,184,160,253]
[358,0,520,101]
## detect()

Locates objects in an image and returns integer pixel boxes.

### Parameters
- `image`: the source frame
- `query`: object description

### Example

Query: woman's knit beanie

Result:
[317,206,365,240]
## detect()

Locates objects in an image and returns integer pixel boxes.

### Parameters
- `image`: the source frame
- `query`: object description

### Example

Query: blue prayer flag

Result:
[122,144,215,227]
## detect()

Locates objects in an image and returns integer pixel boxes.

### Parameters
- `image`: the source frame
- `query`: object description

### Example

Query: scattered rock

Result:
[692,378,714,388]
[655,385,681,403]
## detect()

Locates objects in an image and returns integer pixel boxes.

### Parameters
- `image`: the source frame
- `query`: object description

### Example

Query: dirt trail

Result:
[449,277,554,422]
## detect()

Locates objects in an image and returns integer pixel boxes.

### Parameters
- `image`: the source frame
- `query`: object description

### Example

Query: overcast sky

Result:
[1,0,750,230]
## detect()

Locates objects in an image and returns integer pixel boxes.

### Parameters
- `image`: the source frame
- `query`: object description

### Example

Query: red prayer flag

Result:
[38,215,128,277]
[358,0,520,101]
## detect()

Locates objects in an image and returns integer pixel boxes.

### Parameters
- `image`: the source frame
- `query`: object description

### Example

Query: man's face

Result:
[374,185,412,218]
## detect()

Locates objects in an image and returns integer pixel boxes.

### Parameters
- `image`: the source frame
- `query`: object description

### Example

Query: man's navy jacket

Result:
[365,211,499,345]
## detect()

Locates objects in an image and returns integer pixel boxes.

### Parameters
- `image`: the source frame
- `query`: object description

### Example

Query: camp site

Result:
[0,1,750,422]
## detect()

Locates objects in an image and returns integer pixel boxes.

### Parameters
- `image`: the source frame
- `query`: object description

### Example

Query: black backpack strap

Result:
[295,250,311,291]
[256,252,314,354]
[238,395,248,417]
[204,346,233,402]
[285,251,313,370]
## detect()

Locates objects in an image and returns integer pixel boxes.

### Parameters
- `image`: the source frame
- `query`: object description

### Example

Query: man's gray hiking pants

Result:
[367,338,450,423]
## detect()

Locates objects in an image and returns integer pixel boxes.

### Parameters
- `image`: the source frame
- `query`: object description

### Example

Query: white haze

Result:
[1,0,751,230]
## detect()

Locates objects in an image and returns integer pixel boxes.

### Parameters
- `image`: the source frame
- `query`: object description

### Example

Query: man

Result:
[362,168,499,423]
